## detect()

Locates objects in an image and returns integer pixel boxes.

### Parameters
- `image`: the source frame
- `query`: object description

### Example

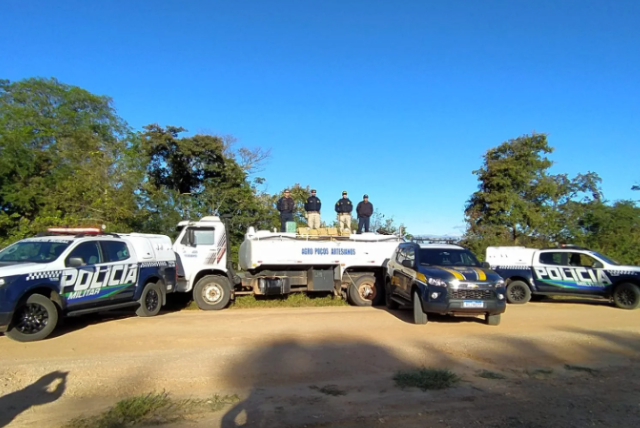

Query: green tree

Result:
[0,77,141,245]
[463,133,600,256]
[139,124,275,261]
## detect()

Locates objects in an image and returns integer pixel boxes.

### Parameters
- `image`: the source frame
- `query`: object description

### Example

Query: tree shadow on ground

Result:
[374,304,487,325]
[0,371,68,428]
[217,329,640,428]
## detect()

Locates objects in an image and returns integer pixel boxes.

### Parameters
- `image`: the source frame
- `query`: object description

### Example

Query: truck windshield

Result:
[590,252,619,266]
[419,249,481,267]
[0,241,70,264]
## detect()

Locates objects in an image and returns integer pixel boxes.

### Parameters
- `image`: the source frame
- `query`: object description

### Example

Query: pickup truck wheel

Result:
[485,313,501,326]
[613,283,640,310]
[412,290,428,325]
[194,276,231,310]
[136,282,163,317]
[385,279,399,310]
[6,294,59,342]
[348,275,383,306]
[506,281,531,304]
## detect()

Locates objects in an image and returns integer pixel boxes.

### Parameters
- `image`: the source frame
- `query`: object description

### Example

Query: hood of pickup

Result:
[419,265,501,283]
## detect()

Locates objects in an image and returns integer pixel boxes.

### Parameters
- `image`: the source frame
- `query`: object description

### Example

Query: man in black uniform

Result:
[335,191,353,233]
[356,194,374,234]
[277,189,295,232]
[304,189,322,229]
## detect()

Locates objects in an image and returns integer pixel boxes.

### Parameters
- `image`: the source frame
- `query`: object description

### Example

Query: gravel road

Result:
[1,299,639,427]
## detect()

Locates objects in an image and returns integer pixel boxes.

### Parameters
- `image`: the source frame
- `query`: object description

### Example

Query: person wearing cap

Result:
[356,194,374,234]
[277,189,295,232]
[335,191,353,233]
[304,189,322,230]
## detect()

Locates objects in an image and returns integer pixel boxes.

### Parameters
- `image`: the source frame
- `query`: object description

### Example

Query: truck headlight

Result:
[427,277,447,287]
[495,279,505,288]
[0,278,4,287]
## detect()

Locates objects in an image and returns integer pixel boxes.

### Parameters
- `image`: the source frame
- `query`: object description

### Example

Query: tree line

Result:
[0,77,406,262]
[1,78,638,265]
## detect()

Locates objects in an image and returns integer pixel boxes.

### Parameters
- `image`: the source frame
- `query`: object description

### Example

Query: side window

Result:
[539,252,566,266]
[569,252,598,268]
[404,247,416,267]
[101,241,131,262]
[180,228,215,247]
[396,248,406,264]
[66,242,102,266]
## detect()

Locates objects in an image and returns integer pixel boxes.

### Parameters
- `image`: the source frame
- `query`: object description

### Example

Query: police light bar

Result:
[47,227,103,234]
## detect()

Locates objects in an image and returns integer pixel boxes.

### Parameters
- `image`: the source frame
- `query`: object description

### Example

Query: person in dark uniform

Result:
[356,194,374,234]
[335,191,353,233]
[304,189,322,229]
[277,189,295,232]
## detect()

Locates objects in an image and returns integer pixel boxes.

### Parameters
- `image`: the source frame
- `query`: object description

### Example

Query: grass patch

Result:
[64,392,240,428]
[309,384,347,396]
[393,368,460,391]
[231,293,347,309]
[476,369,506,380]
[564,364,599,375]
[526,368,554,379]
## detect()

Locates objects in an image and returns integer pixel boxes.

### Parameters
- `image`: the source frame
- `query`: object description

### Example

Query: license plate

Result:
[463,300,485,308]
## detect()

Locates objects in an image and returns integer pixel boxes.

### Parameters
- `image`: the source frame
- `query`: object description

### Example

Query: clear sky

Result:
[2,0,639,235]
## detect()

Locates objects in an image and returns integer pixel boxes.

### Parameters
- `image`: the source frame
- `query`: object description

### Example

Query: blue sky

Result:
[2,0,639,235]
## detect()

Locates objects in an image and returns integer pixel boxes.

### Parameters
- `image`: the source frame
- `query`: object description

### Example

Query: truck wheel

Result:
[194,276,231,310]
[385,279,399,310]
[613,283,640,310]
[6,294,59,342]
[136,282,163,317]
[347,275,383,306]
[485,313,501,326]
[413,290,428,325]
[506,281,531,304]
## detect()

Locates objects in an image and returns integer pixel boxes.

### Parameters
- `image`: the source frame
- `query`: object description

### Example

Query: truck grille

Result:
[449,289,493,300]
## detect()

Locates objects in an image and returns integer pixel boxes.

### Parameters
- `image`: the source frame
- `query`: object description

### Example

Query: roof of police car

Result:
[417,243,464,250]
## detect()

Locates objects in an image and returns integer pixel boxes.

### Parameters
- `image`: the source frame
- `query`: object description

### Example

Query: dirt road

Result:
[1,300,640,428]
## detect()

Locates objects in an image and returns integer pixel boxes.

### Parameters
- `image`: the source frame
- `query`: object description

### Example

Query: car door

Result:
[533,250,602,294]
[62,240,104,309]
[567,251,609,294]
[394,245,417,299]
[174,227,217,280]
[99,239,137,302]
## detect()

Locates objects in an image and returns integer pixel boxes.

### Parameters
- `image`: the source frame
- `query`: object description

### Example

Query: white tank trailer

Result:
[238,227,404,306]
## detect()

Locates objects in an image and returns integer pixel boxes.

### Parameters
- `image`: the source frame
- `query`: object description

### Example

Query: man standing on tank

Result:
[277,189,295,232]
[356,194,374,234]
[335,191,353,233]
[304,189,322,229]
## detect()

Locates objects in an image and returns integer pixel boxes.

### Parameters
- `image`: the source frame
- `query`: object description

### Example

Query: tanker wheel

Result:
[347,275,384,307]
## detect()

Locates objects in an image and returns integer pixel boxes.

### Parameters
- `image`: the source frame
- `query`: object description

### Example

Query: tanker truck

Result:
[172,216,404,310]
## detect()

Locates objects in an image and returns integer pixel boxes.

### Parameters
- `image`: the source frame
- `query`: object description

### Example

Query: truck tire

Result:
[194,275,231,310]
[413,290,428,325]
[485,313,501,326]
[348,275,383,307]
[612,283,640,310]
[506,280,531,304]
[136,282,163,317]
[6,294,59,342]
[385,279,399,310]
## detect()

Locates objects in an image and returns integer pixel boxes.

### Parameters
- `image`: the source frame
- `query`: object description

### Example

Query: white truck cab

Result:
[173,217,404,310]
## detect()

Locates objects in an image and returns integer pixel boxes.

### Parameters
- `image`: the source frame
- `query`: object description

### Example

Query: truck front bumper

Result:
[422,299,506,316]
[0,312,12,333]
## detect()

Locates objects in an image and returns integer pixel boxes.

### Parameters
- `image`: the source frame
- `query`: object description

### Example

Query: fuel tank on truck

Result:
[238,227,404,271]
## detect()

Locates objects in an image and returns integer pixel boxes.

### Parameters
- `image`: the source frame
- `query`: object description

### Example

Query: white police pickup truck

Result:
[0,228,176,342]
[487,245,640,309]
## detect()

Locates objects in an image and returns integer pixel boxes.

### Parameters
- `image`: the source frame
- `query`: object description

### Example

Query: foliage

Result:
[463,133,640,265]
[0,78,142,246]
[393,367,460,391]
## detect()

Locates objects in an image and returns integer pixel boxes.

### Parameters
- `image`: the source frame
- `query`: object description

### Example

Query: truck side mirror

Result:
[401,259,414,269]
[67,257,84,267]
[482,261,491,269]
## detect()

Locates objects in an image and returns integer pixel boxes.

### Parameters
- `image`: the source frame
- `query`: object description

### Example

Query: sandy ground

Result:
[1,298,639,428]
